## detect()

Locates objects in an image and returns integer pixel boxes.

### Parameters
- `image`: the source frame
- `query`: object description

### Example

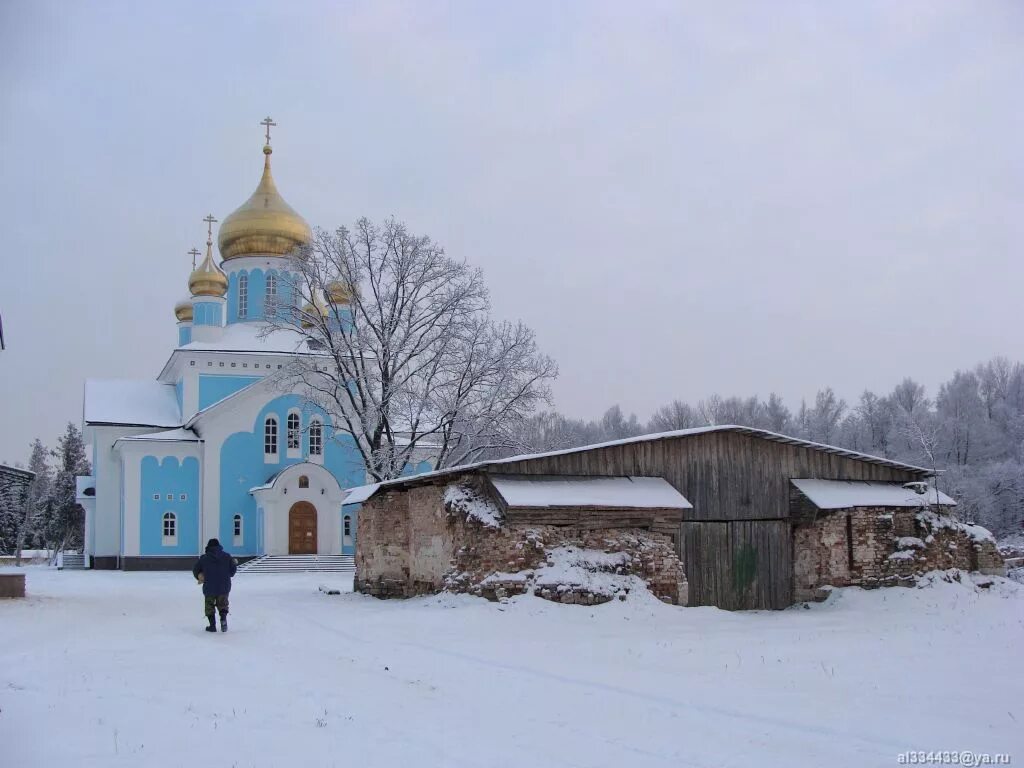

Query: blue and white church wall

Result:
[114,440,202,564]
[223,257,300,325]
[84,424,171,567]
[194,388,367,557]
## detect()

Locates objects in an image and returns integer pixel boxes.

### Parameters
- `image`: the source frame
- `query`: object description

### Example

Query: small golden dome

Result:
[217,145,311,260]
[325,280,353,304]
[300,293,328,329]
[174,297,194,322]
[189,241,228,297]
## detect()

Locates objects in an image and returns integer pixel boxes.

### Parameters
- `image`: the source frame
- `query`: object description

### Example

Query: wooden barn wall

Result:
[488,431,924,522]
[681,520,792,610]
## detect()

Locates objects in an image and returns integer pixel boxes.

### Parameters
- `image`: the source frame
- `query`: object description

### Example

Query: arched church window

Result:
[298,475,309,489]
[266,273,278,317]
[264,416,278,456]
[309,419,322,456]
[238,273,249,319]
[343,515,353,546]
[233,514,243,546]
[287,412,301,451]
[162,512,177,545]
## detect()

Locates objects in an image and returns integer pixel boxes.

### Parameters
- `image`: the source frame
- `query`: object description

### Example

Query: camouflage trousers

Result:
[204,594,229,618]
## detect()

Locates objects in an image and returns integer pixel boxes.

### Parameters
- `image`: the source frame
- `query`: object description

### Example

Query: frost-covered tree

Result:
[648,400,701,432]
[599,405,643,440]
[805,388,846,444]
[45,423,90,555]
[267,218,557,481]
[16,439,52,563]
[0,466,32,555]
[763,394,792,434]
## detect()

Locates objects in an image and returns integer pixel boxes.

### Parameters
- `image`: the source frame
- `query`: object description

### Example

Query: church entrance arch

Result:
[288,501,318,554]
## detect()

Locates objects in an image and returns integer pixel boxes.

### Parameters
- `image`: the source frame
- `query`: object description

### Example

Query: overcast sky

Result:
[1,1,1021,463]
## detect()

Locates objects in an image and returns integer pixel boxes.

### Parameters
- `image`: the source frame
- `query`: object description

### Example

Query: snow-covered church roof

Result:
[115,428,199,445]
[84,379,181,428]
[178,323,324,356]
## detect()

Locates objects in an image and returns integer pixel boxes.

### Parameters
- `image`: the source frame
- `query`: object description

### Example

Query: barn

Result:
[350,426,1005,610]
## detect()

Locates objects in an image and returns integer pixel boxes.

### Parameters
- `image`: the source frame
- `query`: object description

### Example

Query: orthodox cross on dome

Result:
[203,214,218,244]
[260,116,276,146]
[188,247,201,269]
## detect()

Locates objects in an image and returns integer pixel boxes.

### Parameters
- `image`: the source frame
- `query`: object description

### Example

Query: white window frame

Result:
[308,417,323,462]
[266,273,278,317]
[264,415,279,462]
[232,514,243,547]
[162,512,178,546]
[286,410,301,458]
[343,514,353,547]
[238,272,249,319]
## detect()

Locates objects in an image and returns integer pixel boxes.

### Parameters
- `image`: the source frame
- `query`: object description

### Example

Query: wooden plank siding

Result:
[483,431,920,609]
[681,520,792,609]
[487,431,922,523]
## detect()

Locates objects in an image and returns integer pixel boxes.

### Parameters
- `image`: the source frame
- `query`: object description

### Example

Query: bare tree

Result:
[268,218,557,481]
[648,400,700,432]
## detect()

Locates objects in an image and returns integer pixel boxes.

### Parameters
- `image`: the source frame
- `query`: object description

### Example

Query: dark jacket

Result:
[192,542,237,596]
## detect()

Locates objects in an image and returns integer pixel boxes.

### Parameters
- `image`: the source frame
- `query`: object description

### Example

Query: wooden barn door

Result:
[680,520,791,610]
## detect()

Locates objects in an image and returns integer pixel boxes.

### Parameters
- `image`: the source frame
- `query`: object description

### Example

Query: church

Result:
[77,120,431,570]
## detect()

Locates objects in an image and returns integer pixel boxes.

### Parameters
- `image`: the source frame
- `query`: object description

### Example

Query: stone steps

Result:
[59,553,86,570]
[237,555,355,574]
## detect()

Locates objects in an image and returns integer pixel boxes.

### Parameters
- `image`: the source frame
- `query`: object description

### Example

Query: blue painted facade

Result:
[227,268,299,324]
[139,456,200,556]
[193,301,223,326]
[178,325,192,346]
[218,394,366,554]
[198,374,260,410]
[341,503,359,554]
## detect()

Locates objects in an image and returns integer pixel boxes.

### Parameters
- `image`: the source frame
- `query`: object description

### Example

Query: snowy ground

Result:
[1,570,1022,768]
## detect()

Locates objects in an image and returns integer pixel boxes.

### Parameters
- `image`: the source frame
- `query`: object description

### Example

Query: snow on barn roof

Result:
[84,379,181,428]
[343,483,380,505]
[489,475,693,510]
[791,479,956,509]
[342,425,935,506]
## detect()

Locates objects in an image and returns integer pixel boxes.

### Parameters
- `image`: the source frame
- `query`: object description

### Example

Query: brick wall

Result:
[793,505,1005,601]
[355,476,687,605]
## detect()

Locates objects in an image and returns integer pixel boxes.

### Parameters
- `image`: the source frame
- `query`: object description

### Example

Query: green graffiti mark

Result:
[734,544,757,593]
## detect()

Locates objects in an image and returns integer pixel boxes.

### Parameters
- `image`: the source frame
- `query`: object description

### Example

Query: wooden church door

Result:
[288,501,317,554]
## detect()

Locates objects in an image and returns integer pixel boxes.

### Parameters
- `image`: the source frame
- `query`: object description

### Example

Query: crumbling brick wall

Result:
[793,505,1005,601]
[355,477,688,605]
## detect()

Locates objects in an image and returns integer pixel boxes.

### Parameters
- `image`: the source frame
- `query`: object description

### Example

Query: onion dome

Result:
[174,297,194,322]
[325,279,354,304]
[217,142,311,260]
[189,239,228,297]
[300,293,328,329]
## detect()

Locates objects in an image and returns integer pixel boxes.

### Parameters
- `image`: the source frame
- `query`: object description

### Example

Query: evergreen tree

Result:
[0,467,31,554]
[46,423,90,554]
[16,439,52,562]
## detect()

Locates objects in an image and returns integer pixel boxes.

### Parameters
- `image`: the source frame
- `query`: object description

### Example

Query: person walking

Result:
[192,538,237,633]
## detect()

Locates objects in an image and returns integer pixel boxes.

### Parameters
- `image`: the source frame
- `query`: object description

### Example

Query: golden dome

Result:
[300,293,328,329]
[189,240,228,297]
[217,145,311,260]
[174,297,194,322]
[325,279,353,304]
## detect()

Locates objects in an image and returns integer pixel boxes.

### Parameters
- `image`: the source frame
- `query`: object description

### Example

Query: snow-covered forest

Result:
[0,423,90,556]
[507,356,1024,538]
